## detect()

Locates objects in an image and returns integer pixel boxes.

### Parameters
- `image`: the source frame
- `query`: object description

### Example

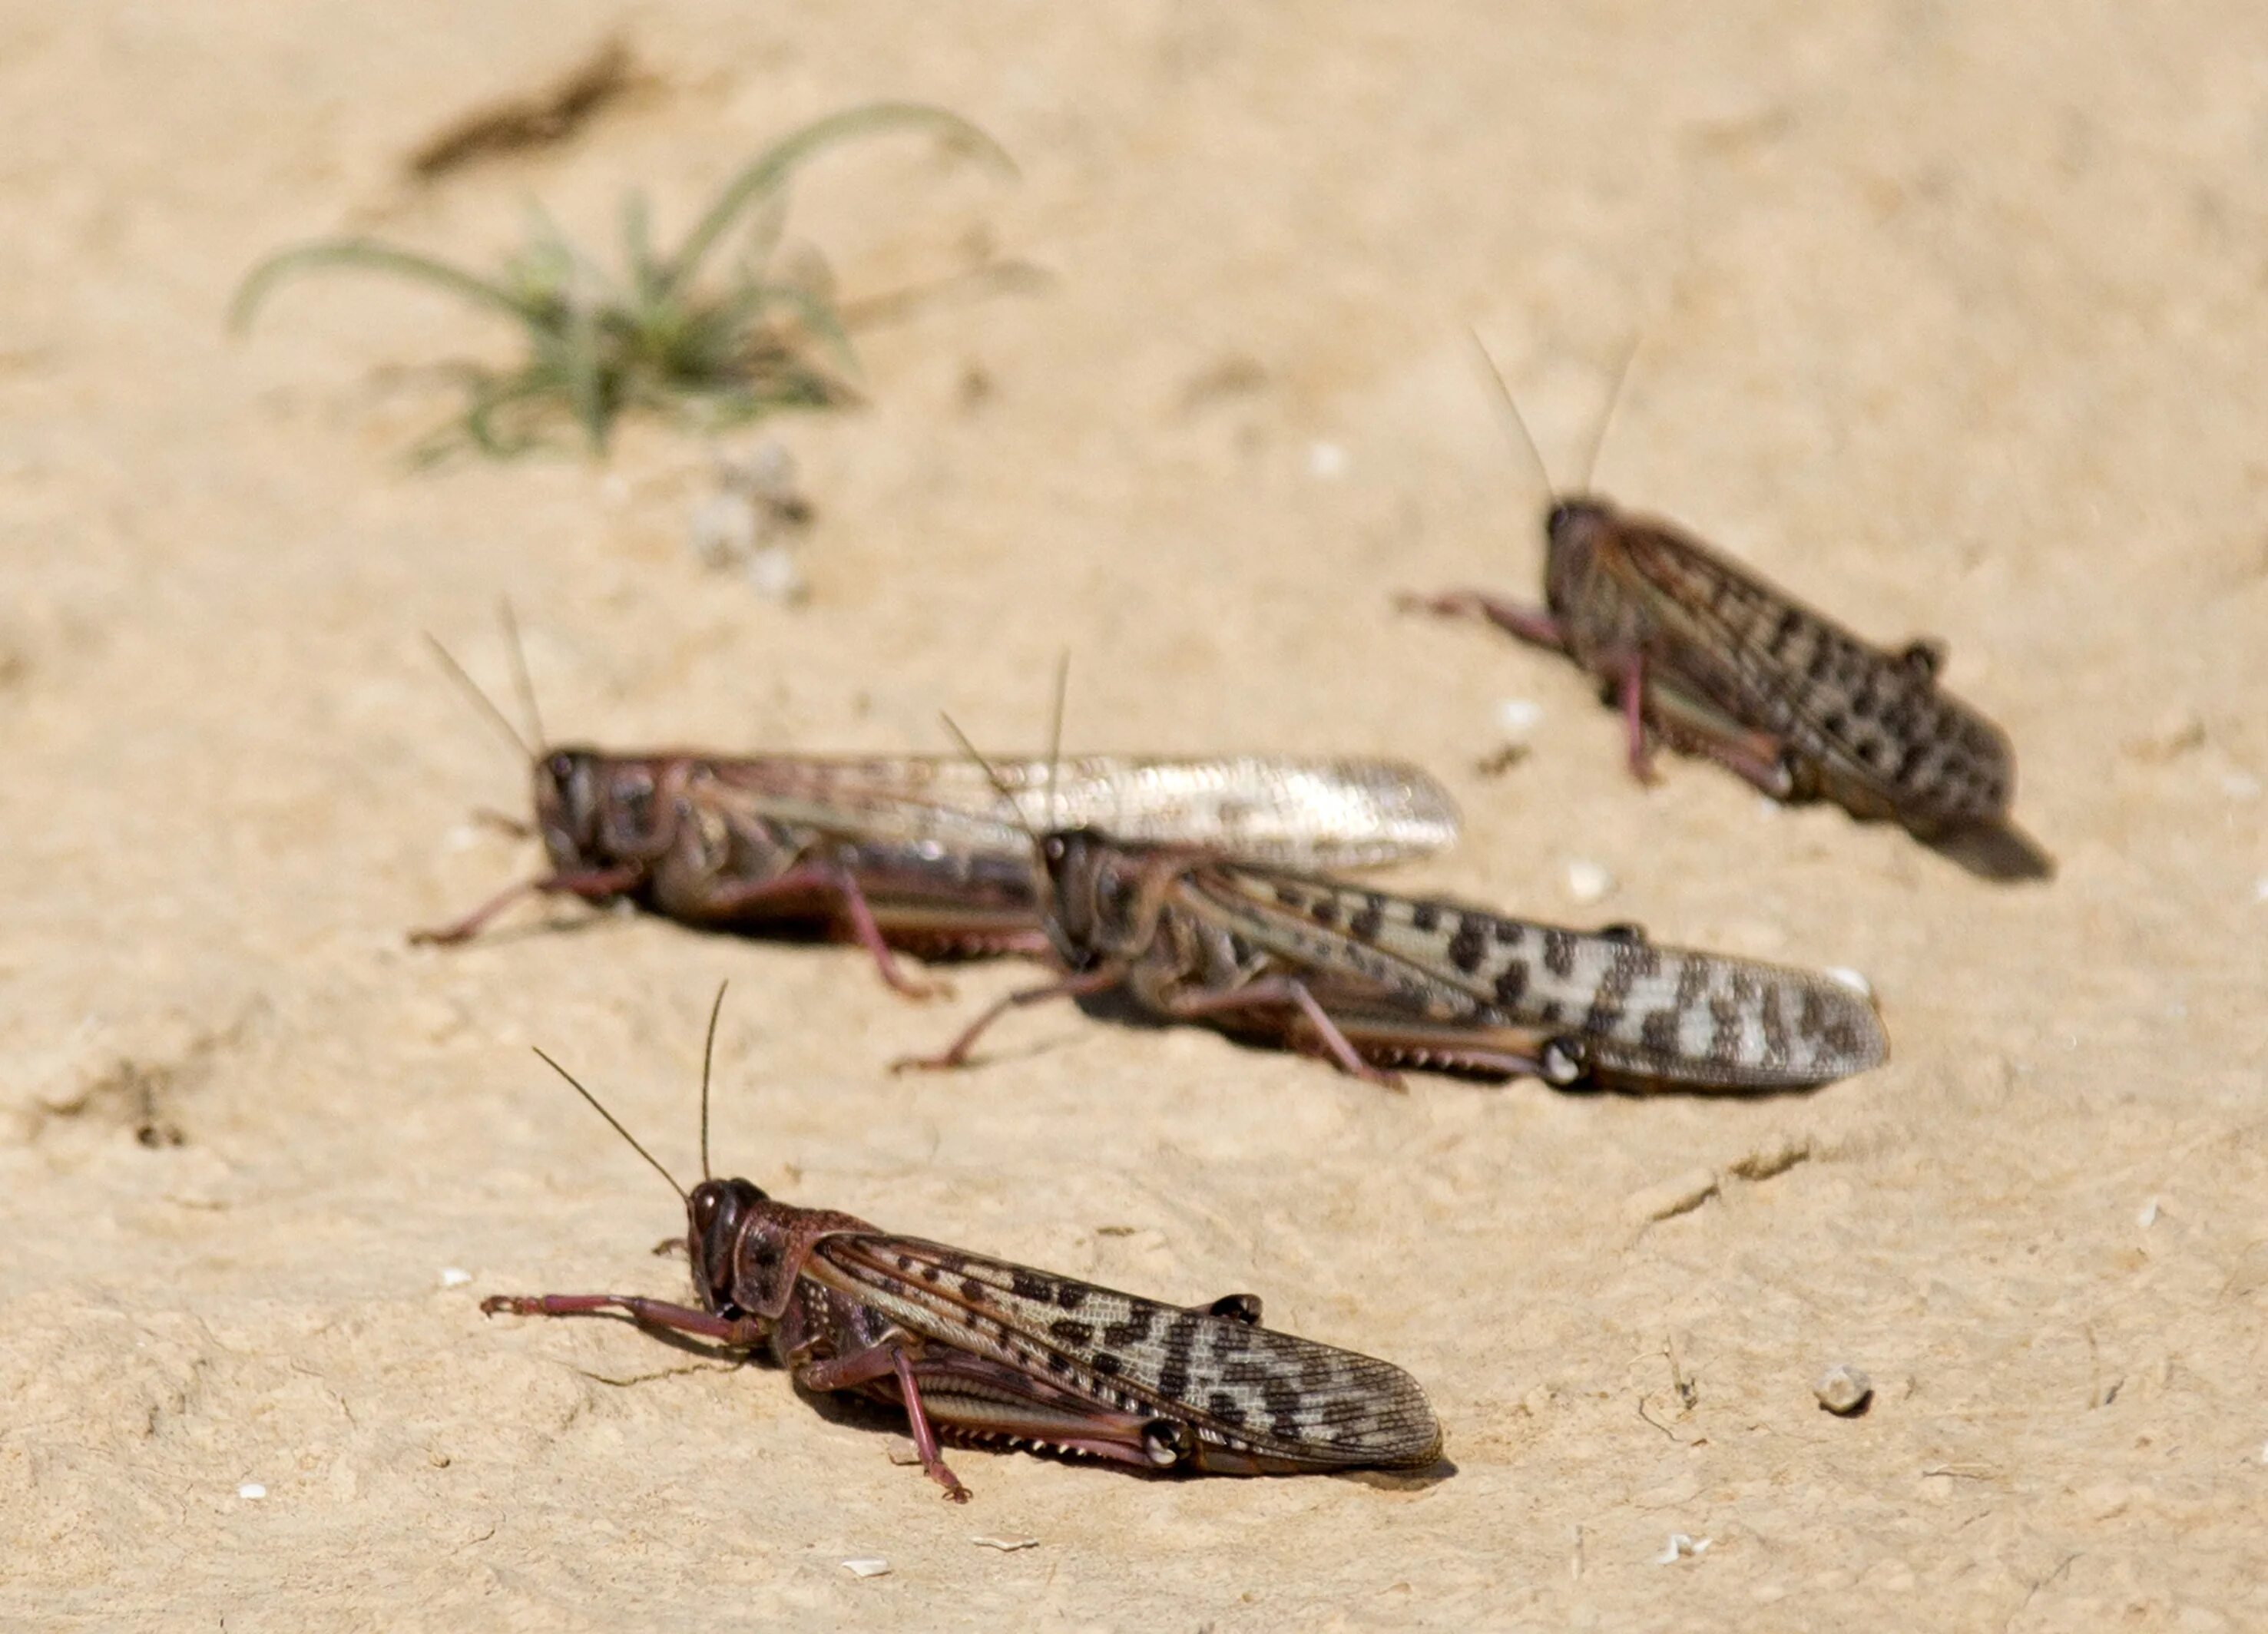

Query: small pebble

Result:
[1306,440,1347,478]
[1495,698,1544,739]
[1564,860,1613,904]
[841,1558,891,1579]
[2253,876,2268,905]
[2222,771,2263,802]
[2137,1198,2160,1229]
[237,1483,267,1501]
[1813,1364,1874,1417]
[439,1268,472,1288]
[971,1535,1040,1553]
[1655,1533,1711,1565]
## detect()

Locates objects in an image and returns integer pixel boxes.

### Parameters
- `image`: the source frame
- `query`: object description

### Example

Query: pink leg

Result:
[481,1292,767,1347]
[796,1344,971,1502]
[410,865,646,946]
[1616,657,1658,785]
[697,861,948,999]
[1164,976,1405,1090]
[892,965,1129,1073]
[1396,588,1569,653]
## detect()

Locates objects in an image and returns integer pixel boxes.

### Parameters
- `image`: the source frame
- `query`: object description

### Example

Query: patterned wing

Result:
[1196,868,1889,1090]
[807,1233,1443,1469]
[1602,520,2016,828]
[712,755,1459,868]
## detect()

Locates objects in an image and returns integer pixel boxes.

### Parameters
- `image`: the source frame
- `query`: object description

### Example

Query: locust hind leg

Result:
[691,860,952,1000]
[891,966,1130,1073]
[1160,975,1405,1091]
[1644,679,1798,799]
[796,1343,972,1501]
[410,865,647,946]
[1396,589,1569,653]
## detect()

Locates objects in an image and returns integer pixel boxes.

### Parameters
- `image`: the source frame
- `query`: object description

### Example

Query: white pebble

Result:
[1825,967,1874,999]
[1564,860,1613,904]
[841,1557,891,1579]
[745,541,808,605]
[237,1483,267,1501]
[971,1535,1040,1553]
[2253,876,2268,904]
[2137,1198,2160,1229]
[1495,698,1544,739]
[1655,1533,1711,1564]
[439,1268,472,1288]
[2222,771,2263,801]
[1306,440,1348,478]
[1813,1364,1874,1416]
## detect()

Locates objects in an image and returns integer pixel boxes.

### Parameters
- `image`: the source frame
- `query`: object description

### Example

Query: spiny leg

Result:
[410,865,646,946]
[796,1343,972,1502]
[1163,975,1405,1090]
[480,1292,767,1347]
[1396,588,1569,653]
[892,965,1127,1073]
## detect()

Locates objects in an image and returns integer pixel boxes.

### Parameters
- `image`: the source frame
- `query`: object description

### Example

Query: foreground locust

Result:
[484,994,1445,1498]
[1403,340,2050,881]
[904,825,1889,1093]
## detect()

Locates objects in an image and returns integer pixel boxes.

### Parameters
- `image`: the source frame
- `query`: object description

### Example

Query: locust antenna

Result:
[1043,652,1069,834]
[531,1047,687,1202]
[1467,327,1554,501]
[1574,335,1642,498]
[498,598,548,752]
[423,633,532,762]
[698,980,727,1182]
[939,713,1042,851]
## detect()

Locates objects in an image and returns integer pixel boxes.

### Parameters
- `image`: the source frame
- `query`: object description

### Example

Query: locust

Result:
[1401,335,2051,882]
[482,988,1446,1499]
[899,728,1890,1093]
[411,629,1461,996]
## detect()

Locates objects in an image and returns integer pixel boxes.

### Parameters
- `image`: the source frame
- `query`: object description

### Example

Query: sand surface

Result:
[5,3,2266,1628]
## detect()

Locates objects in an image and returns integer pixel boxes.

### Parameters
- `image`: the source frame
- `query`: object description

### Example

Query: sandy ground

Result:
[5,2,2267,1628]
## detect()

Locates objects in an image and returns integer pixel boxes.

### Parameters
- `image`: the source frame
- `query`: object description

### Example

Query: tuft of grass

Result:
[231,102,1014,461]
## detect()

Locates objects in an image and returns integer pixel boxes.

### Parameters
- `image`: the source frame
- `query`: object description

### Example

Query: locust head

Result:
[532,746,609,871]
[686,1176,777,1319]
[1541,496,1619,621]
[1031,827,1123,969]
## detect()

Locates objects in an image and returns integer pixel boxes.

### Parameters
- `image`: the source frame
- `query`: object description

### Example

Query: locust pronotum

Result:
[1401,332,2051,882]
[411,619,1462,997]
[896,713,1889,1093]
[482,986,1446,1499]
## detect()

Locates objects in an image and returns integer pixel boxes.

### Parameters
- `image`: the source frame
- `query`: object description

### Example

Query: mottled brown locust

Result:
[482,990,1446,1499]
[1402,336,2051,882]
[899,726,1889,1093]
[412,633,1461,995]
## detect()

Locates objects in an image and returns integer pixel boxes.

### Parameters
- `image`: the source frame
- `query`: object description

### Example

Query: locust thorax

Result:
[685,1176,774,1319]
[532,747,609,872]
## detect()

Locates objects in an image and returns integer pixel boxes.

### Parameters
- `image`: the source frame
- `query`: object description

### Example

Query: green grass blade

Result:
[661,103,1011,300]
[229,240,535,333]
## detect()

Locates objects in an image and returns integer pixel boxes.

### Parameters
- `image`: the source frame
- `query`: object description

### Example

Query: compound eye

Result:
[690,1189,720,1234]
[544,750,578,783]
[1043,835,1068,865]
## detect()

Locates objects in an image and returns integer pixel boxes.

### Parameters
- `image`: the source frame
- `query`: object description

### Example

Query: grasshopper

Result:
[1402,336,2051,882]
[482,989,1446,1499]
[412,631,1461,996]
[899,727,1889,1093]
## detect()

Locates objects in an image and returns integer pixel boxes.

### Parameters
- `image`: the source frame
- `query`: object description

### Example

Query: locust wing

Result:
[710,755,1458,868]
[1194,867,1889,1090]
[806,1233,1443,1469]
